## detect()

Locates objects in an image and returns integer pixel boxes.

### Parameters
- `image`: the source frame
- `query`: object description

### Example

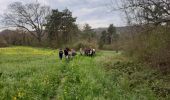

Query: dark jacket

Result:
[64,49,68,56]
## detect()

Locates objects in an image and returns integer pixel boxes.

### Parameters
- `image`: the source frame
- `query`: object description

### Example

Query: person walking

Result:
[80,48,83,55]
[72,49,77,57]
[59,49,63,60]
[64,48,69,59]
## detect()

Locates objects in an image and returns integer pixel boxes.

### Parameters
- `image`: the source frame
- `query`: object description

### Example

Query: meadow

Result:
[0,47,169,100]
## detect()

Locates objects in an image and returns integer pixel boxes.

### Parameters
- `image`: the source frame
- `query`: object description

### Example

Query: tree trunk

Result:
[37,37,41,43]
[36,31,43,44]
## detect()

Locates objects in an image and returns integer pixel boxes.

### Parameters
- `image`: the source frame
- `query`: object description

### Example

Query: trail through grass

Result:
[0,46,169,100]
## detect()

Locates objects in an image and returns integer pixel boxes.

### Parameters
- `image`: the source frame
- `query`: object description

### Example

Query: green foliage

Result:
[45,9,78,47]
[122,26,170,73]
[107,24,118,44]
[0,36,8,47]
[99,24,119,49]
[98,31,107,49]
[98,52,170,100]
[73,40,98,50]
[82,24,97,42]
[0,46,169,99]
[102,45,114,50]
[108,24,116,36]
[83,24,92,32]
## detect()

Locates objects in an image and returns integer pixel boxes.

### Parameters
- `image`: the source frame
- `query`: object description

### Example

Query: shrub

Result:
[121,26,170,73]
[73,40,98,50]
[0,37,8,47]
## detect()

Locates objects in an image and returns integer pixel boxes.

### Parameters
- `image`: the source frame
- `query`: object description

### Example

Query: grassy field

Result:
[0,46,169,100]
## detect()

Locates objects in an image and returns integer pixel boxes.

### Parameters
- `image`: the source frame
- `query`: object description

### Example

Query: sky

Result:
[0,0,126,29]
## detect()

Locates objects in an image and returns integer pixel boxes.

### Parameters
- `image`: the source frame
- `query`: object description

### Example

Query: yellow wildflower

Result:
[18,92,24,98]
[13,96,17,100]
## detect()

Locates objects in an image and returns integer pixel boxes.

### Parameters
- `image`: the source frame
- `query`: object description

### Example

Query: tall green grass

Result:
[0,46,169,100]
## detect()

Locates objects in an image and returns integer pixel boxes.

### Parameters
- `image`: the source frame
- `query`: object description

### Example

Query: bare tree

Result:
[112,0,170,25]
[2,2,50,42]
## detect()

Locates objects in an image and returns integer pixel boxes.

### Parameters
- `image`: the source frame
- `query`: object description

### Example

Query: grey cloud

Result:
[0,0,126,28]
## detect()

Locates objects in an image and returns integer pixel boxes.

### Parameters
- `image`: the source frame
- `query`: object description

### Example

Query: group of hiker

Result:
[59,48,76,60]
[59,47,96,60]
[80,48,96,56]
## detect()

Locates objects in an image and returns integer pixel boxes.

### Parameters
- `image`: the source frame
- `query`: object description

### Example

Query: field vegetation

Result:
[0,0,170,99]
[0,47,169,100]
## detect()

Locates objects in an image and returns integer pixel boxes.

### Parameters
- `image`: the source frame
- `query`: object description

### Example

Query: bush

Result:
[73,40,98,50]
[102,45,113,50]
[122,26,170,73]
[0,37,8,47]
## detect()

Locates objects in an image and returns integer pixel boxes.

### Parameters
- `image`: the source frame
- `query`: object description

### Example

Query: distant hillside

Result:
[0,29,14,35]
[92,26,133,35]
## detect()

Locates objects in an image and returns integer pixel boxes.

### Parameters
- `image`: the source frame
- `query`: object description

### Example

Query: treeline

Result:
[0,29,42,47]
[0,1,119,50]
[0,23,119,49]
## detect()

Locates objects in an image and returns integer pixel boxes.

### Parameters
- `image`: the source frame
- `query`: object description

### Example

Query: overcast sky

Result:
[0,0,126,29]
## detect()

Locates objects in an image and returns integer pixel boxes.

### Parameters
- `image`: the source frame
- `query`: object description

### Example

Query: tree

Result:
[112,0,170,25]
[0,36,8,47]
[99,30,107,48]
[83,24,92,32]
[107,24,117,44]
[111,0,170,68]
[2,2,50,42]
[61,9,78,44]
[101,31,107,43]
[83,24,96,42]
[45,9,77,47]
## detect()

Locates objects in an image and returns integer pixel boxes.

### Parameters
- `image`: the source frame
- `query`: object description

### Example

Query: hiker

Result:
[68,48,72,59]
[84,48,89,56]
[59,49,63,60]
[92,49,96,56]
[84,48,96,57]
[80,48,83,55]
[89,49,93,57]
[87,48,91,56]
[91,49,96,57]
[72,49,77,57]
[64,48,69,59]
